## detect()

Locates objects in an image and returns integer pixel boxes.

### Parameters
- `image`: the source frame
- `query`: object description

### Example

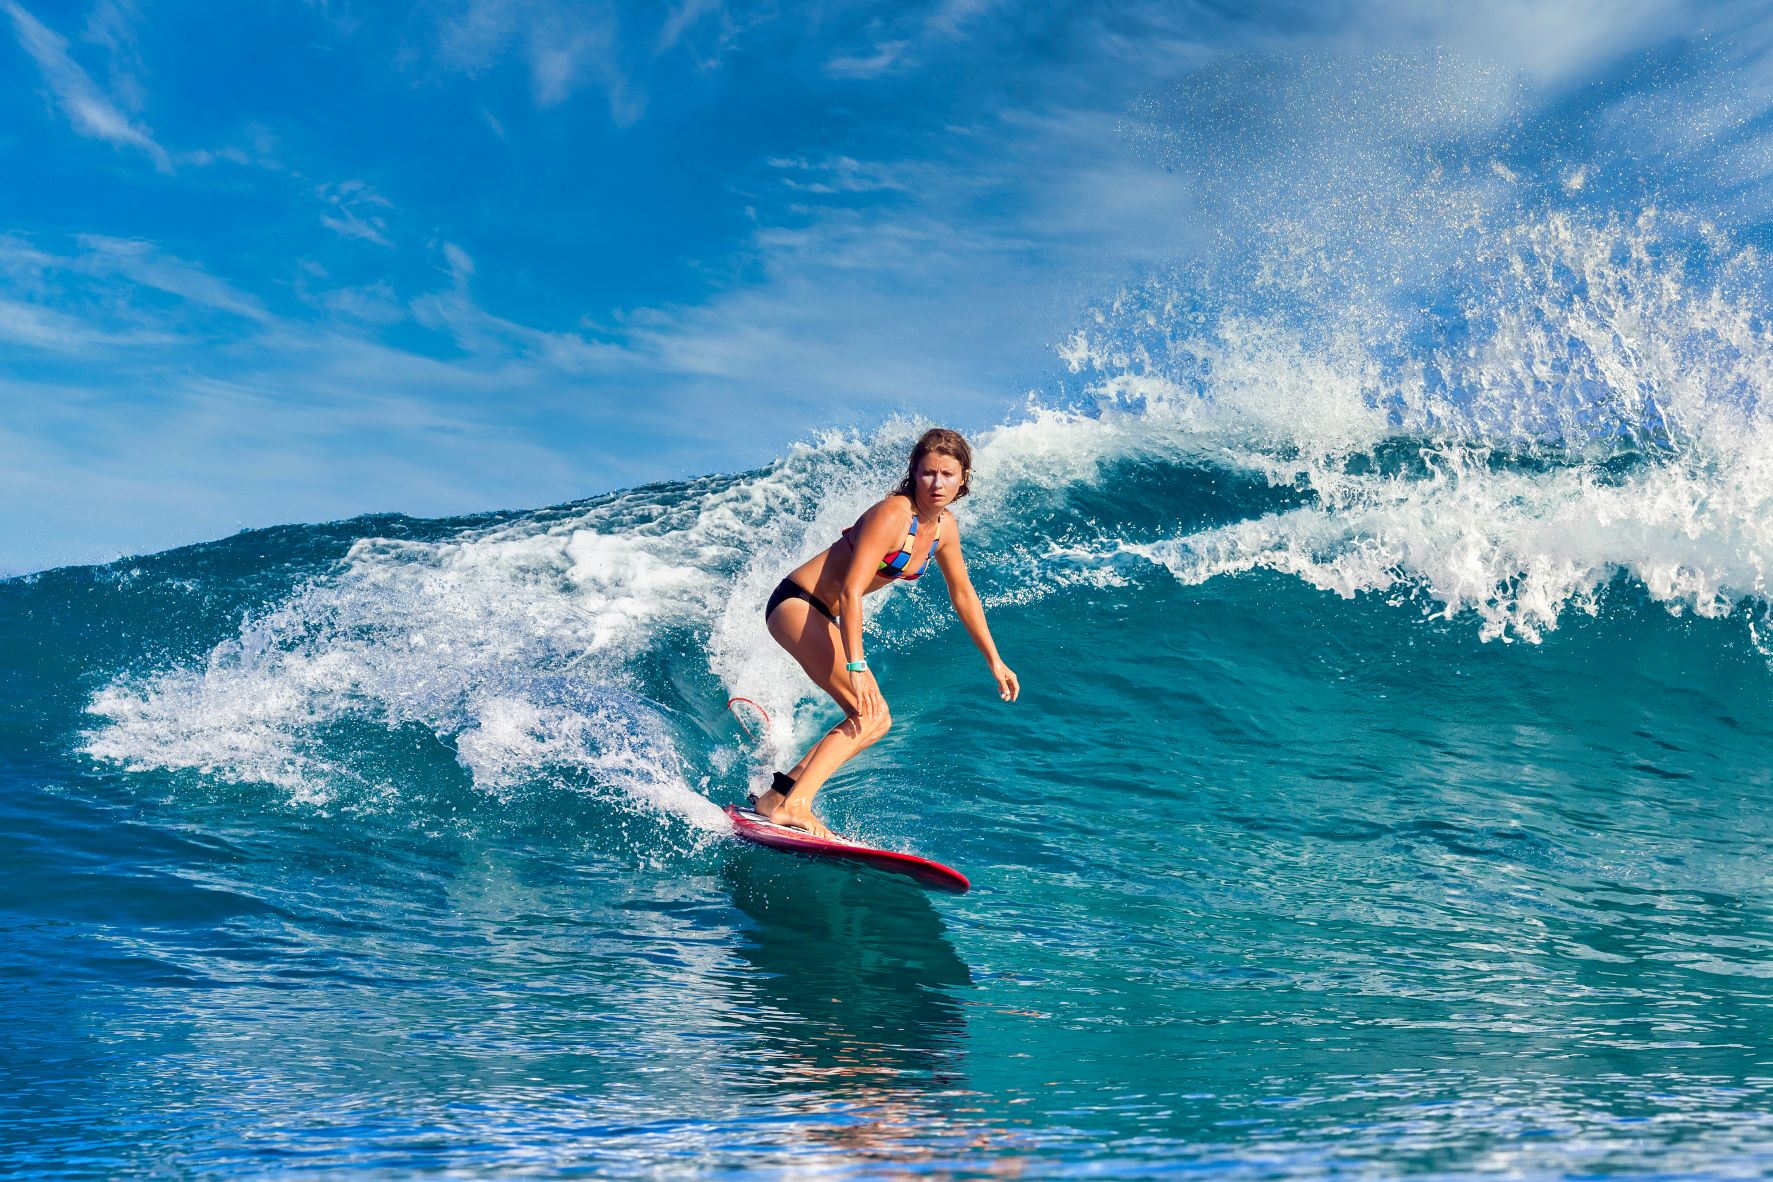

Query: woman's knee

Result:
[867,708,892,743]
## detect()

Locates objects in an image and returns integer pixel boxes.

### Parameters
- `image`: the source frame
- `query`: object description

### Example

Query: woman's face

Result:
[913,452,965,514]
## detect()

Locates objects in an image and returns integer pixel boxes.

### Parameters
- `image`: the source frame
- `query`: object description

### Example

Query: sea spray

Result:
[82,208,1773,816]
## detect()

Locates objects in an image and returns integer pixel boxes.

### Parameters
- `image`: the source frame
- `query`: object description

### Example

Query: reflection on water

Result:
[726,852,971,1071]
[720,848,1000,1167]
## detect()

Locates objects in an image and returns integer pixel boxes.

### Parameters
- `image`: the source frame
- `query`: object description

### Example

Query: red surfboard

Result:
[724,805,971,894]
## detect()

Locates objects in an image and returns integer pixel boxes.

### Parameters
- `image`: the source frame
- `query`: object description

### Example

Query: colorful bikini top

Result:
[841,507,942,581]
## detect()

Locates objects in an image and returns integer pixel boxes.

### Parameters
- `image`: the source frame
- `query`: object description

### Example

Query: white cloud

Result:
[409,280,634,374]
[435,0,641,122]
[316,180,395,247]
[0,363,585,572]
[654,0,722,56]
[0,234,274,356]
[822,0,1005,79]
[74,235,272,322]
[301,0,364,38]
[767,155,910,195]
[441,242,475,285]
[317,280,407,326]
[81,0,148,113]
[0,234,58,286]
[0,295,177,351]
[924,0,1002,38]
[824,39,907,79]
[4,0,169,170]
[0,254,659,571]
[1347,0,1685,88]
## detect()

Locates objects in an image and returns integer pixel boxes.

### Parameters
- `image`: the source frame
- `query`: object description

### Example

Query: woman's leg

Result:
[757,599,890,837]
[783,711,891,779]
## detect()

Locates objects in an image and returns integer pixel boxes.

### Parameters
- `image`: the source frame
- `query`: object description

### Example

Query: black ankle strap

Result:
[772,771,796,800]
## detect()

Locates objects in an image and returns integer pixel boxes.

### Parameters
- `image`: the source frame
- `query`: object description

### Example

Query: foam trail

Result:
[85,425,956,817]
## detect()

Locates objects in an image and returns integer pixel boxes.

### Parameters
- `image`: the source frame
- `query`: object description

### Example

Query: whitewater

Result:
[11,51,1773,1179]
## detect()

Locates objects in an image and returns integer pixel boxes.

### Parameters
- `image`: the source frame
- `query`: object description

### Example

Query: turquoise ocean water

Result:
[12,65,1773,1176]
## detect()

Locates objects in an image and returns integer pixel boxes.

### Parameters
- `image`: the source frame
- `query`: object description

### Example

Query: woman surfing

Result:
[754,428,1019,838]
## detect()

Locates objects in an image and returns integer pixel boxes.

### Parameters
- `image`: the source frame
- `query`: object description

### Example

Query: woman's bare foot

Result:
[753,789,835,839]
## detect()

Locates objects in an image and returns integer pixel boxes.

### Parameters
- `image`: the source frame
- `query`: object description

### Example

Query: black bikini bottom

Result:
[765,577,838,626]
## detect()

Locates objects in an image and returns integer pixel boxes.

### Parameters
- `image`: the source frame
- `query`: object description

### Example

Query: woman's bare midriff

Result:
[784,537,879,614]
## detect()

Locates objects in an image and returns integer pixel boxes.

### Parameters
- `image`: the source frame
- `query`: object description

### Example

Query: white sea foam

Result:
[1120,452,1773,642]
[82,424,951,814]
[1049,211,1773,644]
[84,206,1773,810]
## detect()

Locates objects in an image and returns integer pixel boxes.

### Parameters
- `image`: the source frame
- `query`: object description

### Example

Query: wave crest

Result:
[1053,209,1773,643]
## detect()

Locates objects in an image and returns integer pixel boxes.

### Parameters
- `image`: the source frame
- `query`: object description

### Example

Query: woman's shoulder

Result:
[848,494,912,535]
[874,493,916,518]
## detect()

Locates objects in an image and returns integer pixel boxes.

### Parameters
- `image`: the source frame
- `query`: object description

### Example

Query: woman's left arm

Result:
[932,515,1019,703]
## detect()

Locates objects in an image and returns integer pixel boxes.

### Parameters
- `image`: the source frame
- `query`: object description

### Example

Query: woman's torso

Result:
[785,495,944,612]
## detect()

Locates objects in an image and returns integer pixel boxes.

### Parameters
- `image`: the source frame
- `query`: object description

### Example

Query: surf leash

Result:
[726,696,771,740]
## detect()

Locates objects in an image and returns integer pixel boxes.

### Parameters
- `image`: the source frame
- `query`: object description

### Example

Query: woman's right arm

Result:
[836,500,906,720]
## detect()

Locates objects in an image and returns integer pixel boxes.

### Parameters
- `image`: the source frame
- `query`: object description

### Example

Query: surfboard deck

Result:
[724,804,971,894]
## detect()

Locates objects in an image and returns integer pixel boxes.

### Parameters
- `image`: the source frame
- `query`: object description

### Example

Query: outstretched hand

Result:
[992,662,1020,703]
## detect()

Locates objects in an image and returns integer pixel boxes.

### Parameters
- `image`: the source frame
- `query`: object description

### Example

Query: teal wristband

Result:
[846,660,869,673]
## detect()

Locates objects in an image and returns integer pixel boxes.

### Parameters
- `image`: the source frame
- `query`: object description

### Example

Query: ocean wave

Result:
[80,201,1773,805]
[1048,210,1773,644]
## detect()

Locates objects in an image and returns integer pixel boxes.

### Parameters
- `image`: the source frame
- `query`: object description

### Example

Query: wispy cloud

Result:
[74,235,272,323]
[823,0,1004,78]
[0,230,663,570]
[602,0,1709,433]
[824,39,907,79]
[435,0,642,122]
[0,233,269,351]
[81,0,148,112]
[411,242,636,372]
[317,180,395,247]
[441,242,475,285]
[4,0,169,170]
[0,361,587,571]
[0,295,176,351]
[654,0,737,59]
[1346,0,1685,88]
[301,0,364,39]
[767,155,910,195]
[924,0,1003,38]
[316,280,407,327]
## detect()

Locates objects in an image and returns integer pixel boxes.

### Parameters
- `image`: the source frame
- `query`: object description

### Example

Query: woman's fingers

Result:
[852,673,883,719]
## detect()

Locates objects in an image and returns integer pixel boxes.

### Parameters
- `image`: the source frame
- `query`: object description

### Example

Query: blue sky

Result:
[3,0,1768,573]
